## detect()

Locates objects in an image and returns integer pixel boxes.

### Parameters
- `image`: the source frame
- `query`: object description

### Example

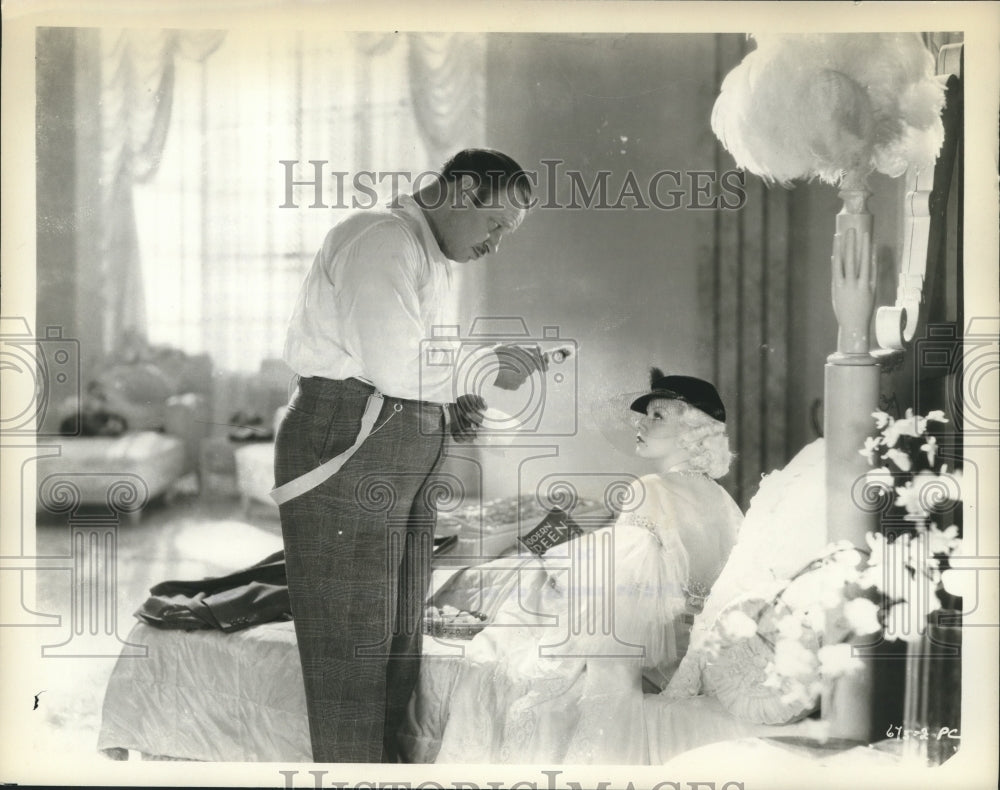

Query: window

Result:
[134,31,438,371]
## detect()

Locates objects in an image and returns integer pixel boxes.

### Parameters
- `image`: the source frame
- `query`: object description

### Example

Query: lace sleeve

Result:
[601,492,692,671]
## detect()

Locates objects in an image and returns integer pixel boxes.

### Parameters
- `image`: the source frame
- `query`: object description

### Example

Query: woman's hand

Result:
[831,227,877,355]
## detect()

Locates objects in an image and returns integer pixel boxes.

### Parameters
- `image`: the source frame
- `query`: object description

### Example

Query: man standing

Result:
[274,149,542,762]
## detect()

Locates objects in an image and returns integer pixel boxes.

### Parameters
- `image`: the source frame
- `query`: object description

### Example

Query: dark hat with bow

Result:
[629,368,726,424]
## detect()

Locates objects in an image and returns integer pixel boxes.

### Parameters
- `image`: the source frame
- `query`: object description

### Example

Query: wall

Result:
[36,29,913,508]
[453,33,737,504]
[36,27,104,419]
[35,28,77,342]
[450,32,906,509]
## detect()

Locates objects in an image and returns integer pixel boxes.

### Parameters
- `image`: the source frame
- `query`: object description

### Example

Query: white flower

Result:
[858,541,887,591]
[865,466,895,496]
[920,435,938,465]
[925,410,948,424]
[803,606,827,633]
[896,471,962,522]
[883,410,922,446]
[719,609,759,640]
[843,597,882,635]
[782,564,848,612]
[779,683,815,708]
[884,601,927,642]
[857,565,881,591]
[818,643,863,678]
[833,547,864,568]
[872,410,891,429]
[863,533,914,602]
[699,630,724,658]
[885,447,913,472]
[773,636,817,677]
[865,532,886,565]
[928,524,961,556]
[762,665,783,689]
[860,435,883,464]
[894,479,928,518]
[775,614,804,641]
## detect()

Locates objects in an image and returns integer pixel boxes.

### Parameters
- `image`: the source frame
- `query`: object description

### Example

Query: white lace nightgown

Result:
[432,472,742,764]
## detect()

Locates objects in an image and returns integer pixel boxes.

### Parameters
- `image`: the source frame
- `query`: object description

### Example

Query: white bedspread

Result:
[98,446,830,763]
[98,613,819,764]
[98,620,310,762]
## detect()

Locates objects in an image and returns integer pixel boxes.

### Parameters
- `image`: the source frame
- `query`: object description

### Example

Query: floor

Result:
[26,486,285,766]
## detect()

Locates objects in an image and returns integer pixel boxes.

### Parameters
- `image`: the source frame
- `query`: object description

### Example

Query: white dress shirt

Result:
[283,195,462,404]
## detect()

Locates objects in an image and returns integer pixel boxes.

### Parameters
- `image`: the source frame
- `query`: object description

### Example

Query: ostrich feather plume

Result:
[711,34,946,186]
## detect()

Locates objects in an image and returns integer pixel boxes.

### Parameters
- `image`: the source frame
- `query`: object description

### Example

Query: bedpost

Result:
[822,170,879,740]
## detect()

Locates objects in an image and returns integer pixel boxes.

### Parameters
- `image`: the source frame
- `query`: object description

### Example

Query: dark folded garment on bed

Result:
[135,550,292,632]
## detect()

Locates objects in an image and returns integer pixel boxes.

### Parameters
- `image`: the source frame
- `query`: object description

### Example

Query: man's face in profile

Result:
[438,182,528,263]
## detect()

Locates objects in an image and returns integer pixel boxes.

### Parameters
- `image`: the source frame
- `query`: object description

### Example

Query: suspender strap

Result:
[269,392,384,506]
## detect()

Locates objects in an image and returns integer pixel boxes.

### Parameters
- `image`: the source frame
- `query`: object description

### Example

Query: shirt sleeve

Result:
[332,221,456,403]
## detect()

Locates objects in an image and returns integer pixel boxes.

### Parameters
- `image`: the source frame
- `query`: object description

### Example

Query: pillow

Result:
[699,596,821,726]
[661,439,848,725]
[682,439,827,669]
[696,440,828,635]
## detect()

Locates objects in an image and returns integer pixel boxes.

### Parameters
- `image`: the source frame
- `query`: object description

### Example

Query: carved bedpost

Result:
[823,169,880,740]
[826,171,880,544]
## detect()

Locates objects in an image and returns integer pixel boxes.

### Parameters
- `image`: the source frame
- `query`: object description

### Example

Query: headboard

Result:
[822,46,963,747]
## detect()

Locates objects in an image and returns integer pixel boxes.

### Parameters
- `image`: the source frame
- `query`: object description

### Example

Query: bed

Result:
[97,495,612,761]
[97,38,962,763]
[98,442,830,762]
[36,351,212,522]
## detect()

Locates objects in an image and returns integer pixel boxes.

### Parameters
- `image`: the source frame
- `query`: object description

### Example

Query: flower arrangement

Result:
[725,410,964,711]
[860,408,964,621]
[711,34,946,186]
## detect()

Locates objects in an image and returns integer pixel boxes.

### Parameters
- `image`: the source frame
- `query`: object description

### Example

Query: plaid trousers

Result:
[274,377,446,763]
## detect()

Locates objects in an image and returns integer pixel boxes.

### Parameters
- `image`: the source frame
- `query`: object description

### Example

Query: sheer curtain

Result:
[134,30,485,373]
[97,28,224,358]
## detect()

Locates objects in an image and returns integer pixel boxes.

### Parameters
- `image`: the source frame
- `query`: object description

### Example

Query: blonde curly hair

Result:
[657,398,733,479]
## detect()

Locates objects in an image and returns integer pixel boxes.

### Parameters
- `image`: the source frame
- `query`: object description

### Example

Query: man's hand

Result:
[492,344,556,391]
[448,394,487,442]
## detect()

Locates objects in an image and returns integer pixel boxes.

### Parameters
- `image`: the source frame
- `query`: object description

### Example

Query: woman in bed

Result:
[428,370,743,764]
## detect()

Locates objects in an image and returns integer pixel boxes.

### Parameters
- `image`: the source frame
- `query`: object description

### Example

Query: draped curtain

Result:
[97,29,224,357]
[409,33,487,166]
[701,35,791,510]
[127,30,485,372]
